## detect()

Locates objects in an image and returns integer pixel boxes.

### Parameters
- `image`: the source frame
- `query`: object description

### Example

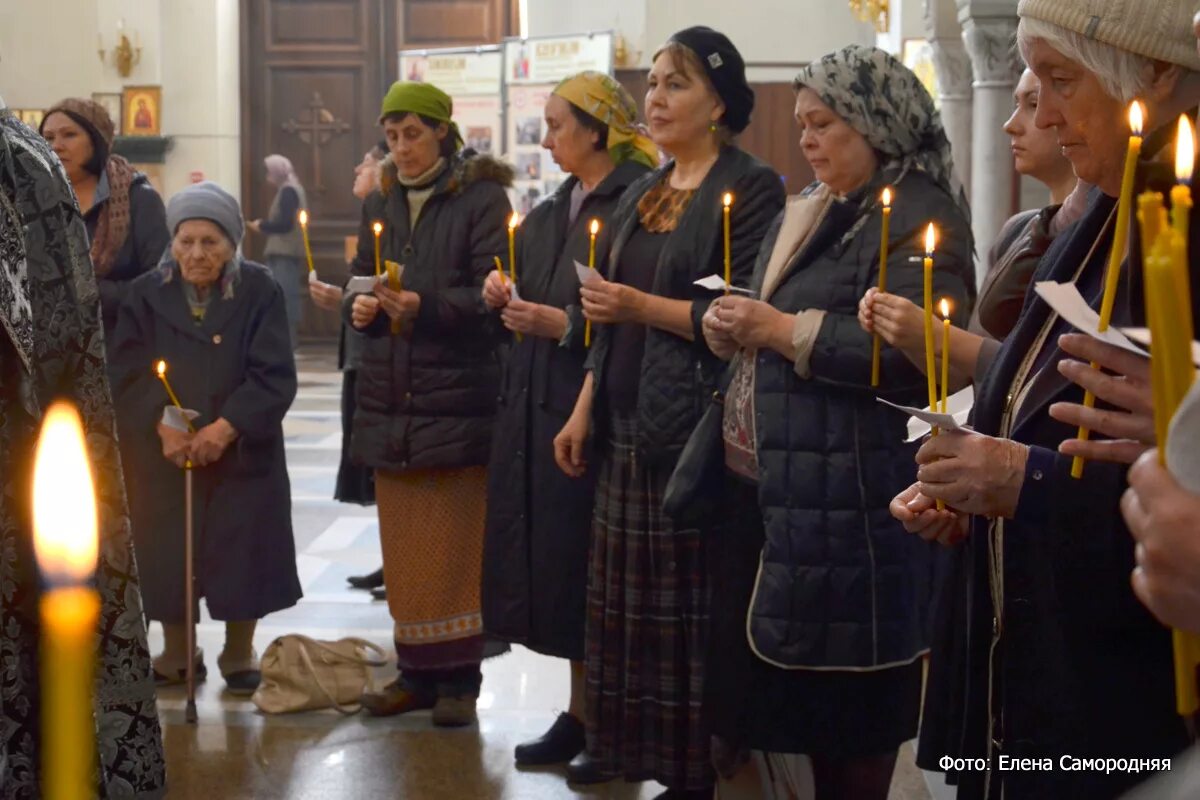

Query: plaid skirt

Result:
[585,414,713,791]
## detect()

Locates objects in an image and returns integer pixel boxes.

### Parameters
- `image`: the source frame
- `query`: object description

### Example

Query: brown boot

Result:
[431,694,477,727]
[361,677,436,717]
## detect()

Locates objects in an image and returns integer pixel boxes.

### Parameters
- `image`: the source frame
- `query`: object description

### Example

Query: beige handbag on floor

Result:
[252,634,388,715]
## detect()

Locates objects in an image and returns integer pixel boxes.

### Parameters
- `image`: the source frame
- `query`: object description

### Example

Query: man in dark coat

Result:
[109,181,302,696]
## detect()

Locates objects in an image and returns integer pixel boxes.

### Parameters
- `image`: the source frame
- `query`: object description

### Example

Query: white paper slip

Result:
[308,270,318,284]
[1118,327,1200,368]
[509,282,523,302]
[345,275,379,294]
[693,274,756,295]
[877,387,973,438]
[161,405,200,433]
[890,386,975,442]
[1033,281,1147,357]
[574,260,602,287]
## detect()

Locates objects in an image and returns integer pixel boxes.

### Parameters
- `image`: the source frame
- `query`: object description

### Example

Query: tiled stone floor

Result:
[151,343,938,799]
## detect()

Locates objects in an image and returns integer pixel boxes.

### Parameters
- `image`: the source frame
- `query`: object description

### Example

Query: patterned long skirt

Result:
[585,415,713,791]
[377,466,489,670]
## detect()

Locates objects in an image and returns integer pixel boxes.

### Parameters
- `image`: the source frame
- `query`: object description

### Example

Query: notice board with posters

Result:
[398,47,505,158]
[502,32,614,215]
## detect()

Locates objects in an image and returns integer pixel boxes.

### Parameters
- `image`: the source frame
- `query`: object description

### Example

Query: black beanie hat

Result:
[667,26,755,134]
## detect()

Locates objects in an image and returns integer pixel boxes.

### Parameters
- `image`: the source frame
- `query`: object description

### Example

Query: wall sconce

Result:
[848,0,890,33]
[98,18,141,78]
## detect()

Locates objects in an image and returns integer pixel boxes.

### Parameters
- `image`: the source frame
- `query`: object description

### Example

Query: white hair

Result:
[1017,17,1155,102]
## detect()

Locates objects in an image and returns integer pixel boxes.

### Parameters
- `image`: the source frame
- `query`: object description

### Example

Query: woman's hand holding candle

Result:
[482,268,512,310]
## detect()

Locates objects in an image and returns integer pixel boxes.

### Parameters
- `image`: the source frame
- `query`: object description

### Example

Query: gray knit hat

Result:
[166,181,244,246]
[1018,0,1200,72]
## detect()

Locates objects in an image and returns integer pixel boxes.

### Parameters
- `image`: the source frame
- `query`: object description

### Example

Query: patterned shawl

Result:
[795,44,971,244]
[90,153,137,277]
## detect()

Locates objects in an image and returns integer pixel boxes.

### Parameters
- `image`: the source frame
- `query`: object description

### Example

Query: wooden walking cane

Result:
[185,461,197,723]
[155,360,199,723]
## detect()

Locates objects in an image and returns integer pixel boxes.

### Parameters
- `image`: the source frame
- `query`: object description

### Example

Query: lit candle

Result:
[1072,100,1144,478]
[722,193,733,294]
[155,360,196,434]
[372,221,383,278]
[939,298,952,414]
[1172,115,1196,345]
[33,402,100,800]
[870,187,893,387]
[507,212,521,342]
[586,218,600,347]
[1171,115,1194,243]
[298,209,315,275]
[922,223,939,434]
[508,211,520,287]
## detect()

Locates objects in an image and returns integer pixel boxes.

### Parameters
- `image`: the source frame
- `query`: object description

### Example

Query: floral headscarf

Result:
[795,45,970,241]
[553,71,659,169]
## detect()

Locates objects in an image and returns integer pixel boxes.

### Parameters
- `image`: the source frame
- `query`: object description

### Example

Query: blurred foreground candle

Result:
[1072,100,1144,478]
[870,187,893,387]
[33,402,100,800]
[507,212,521,342]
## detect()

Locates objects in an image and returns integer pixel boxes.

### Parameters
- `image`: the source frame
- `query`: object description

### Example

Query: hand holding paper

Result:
[694,274,755,296]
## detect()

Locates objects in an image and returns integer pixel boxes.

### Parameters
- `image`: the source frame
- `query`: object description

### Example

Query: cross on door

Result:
[282,92,350,192]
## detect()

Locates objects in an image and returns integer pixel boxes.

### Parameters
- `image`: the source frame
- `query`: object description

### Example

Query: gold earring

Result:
[709,122,718,133]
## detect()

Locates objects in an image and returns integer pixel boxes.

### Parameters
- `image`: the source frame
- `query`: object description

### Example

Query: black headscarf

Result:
[667,26,754,134]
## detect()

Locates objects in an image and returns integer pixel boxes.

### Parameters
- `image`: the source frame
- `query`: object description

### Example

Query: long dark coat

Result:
[917,125,1197,799]
[345,152,513,473]
[481,162,650,659]
[109,259,302,623]
[746,170,974,671]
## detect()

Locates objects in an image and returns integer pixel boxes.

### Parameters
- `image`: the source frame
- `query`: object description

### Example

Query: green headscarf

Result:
[378,81,464,152]
[552,71,658,170]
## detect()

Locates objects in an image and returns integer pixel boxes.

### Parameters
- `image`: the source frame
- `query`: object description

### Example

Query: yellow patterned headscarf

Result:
[552,71,658,169]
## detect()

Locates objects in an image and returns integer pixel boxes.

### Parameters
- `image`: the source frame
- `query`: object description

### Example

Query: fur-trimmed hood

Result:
[381,150,514,197]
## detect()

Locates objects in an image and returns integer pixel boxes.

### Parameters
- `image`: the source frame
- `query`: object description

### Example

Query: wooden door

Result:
[240,0,397,337]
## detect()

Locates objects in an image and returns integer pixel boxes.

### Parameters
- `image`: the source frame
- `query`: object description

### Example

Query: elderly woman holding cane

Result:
[109,181,302,697]
[893,1,1200,797]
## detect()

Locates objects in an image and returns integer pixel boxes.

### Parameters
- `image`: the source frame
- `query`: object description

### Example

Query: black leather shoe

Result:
[370,586,387,601]
[347,567,384,590]
[565,751,615,785]
[515,712,585,767]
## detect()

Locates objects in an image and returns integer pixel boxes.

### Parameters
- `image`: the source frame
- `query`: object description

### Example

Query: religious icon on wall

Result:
[122,85,162,136]
[902,39,940,109]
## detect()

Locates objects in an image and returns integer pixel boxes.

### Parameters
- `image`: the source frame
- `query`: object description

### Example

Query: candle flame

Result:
[509,211,520,230]
[722,192,733,208]
[1129,101,1145,138]
[298,209,309,227]
[1176,115,1195,184]
[155,359,167,378]
[939,298,952,318]
[32,402,98,583]
[372,221,383,236]
[924,223,937,256]
[589,218,600,236]
[881,187,892,207]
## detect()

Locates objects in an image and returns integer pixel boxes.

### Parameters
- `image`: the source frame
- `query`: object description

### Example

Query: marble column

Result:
[925,0,974,193]
[960,0,1021,283]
